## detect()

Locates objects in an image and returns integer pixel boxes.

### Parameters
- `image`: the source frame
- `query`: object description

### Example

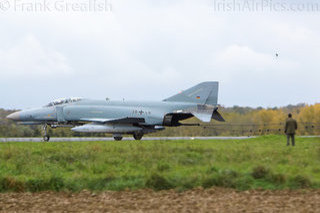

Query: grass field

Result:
[0,135,320,192]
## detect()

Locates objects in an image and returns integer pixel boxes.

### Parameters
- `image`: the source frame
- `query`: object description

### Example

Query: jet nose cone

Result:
[6,112,20,121]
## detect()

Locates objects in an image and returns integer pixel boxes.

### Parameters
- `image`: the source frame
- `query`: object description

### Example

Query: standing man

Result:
[285,113,298,146]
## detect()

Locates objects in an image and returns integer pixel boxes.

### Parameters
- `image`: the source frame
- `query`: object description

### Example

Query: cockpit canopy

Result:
[45,97,83,107]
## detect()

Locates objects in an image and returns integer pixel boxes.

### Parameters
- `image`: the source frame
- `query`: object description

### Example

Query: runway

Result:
[0,136,255,142]
[1,136,318,142]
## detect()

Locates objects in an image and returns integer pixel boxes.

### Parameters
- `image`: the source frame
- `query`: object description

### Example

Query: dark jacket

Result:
[285,118,298,135]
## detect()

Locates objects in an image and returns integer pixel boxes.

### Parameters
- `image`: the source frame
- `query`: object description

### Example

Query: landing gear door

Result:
[56,106,66,122]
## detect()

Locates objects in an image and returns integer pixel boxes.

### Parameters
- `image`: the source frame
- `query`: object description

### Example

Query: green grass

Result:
[0,135,320,192]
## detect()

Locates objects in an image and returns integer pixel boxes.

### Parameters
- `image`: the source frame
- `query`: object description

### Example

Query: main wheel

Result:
[43,135,50,142]
[133,133,143,140]
[114,136,123,141]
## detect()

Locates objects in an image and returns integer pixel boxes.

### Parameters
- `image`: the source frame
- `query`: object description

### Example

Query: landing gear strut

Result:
[133,132,144,140]
[42,124,50,142]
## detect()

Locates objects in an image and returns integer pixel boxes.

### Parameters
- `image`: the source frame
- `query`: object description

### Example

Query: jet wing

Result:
[80,117,145,124]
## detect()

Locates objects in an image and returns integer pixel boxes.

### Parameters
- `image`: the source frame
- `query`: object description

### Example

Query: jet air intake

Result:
[163,113,193,126]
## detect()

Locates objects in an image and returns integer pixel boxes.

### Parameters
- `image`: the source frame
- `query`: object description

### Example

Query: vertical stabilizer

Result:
[163,82,219,106]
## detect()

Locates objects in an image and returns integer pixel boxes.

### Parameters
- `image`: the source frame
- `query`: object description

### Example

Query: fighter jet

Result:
[6,82,225,141]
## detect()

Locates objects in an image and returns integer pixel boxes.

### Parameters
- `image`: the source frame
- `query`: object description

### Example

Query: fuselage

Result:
[7,99,198,126]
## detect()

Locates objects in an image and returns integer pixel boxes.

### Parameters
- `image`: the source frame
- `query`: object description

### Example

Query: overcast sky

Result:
[0,0,319,109]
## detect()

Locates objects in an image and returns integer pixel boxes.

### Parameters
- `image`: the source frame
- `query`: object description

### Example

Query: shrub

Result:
[175,176,200,191]
[86,175,116,191]
[48,177,65,191]
[252,166,270,179]
[223,169,239,178]
[202,176,218,188]
[26,177,65,192]
[202,170,238,188]
[206,166,219,174]
[26,179,47,192]
[145,173,173,191]
[202,175,235,188]
[157,162,170,172]
[0,177,25,192]
[290,175,311,188]
[269,173,286,184]
[234,175,254,190]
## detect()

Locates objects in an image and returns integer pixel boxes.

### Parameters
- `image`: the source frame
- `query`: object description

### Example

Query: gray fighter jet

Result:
[6,82,224,141]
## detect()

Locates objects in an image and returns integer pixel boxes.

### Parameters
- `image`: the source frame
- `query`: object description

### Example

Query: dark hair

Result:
[288,113,292,118]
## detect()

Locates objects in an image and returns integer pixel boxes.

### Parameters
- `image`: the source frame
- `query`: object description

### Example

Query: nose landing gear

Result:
[42,124,50,142]
[43,135,50,142]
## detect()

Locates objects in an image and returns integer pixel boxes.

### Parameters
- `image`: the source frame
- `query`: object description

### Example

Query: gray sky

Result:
[0,0,320,109]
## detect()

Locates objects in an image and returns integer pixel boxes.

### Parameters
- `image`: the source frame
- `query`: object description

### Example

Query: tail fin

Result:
[163,82,219,106]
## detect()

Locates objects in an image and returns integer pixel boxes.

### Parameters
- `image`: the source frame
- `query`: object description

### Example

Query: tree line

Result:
[0,103,319,137]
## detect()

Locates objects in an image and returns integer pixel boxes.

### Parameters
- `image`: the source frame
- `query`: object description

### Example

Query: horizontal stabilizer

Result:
[174,106,225,123]
[212,109,225,122]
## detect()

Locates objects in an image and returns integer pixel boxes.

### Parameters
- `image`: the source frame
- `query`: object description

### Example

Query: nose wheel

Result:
[43,135,50,142]
[42,124,50,142]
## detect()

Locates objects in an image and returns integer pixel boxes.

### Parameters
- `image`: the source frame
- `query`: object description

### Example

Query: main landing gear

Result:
[113,133,144,141]
[133,132,144,140]
[113,134,123,141]
[42,124,50,142]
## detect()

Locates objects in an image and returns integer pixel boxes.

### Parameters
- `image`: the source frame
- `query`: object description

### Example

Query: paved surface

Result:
[0,136,254,142]
[299,135,320,138]
[1,189,320,212]
[0,136,318,142]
